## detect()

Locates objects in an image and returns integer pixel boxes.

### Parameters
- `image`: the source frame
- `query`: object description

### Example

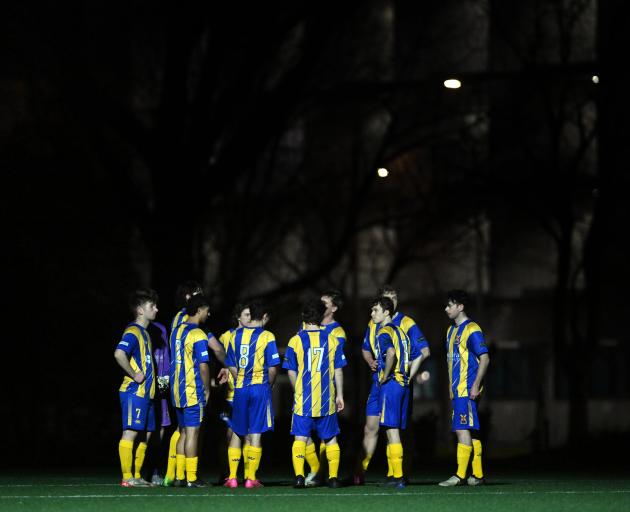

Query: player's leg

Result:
[133,401,155,484]
[355,380,381,482]
[385,428,403,483]
[304,437,320,485]
[292,430,309,488]
[380,382,405,487]
[174,409,188,486]
[184,422,204,487]
[319,414,341,488]
[225,388,247,487]
[439,398,474,486]
[244,385,273,487]
[164,427,181,486]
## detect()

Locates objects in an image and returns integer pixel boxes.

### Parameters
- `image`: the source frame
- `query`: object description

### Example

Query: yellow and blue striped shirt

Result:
[169,322,210,407]
[219,328,236,402]
[283,329,347,417]
[170,308,188,334]
[225,327,280,388]
[446,319,488,399]
[117,323,155,399]
[322,321,347,347]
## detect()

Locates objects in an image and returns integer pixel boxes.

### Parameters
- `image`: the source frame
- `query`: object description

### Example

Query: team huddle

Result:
[114,283,490,490]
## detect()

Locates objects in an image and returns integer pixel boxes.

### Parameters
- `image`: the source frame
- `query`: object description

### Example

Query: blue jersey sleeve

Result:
[225,341,236,368]
[378,331,394,355]
[410,339,422,361]
[194,338,210,364]
[117,332,138,355]
[282,345,298,371]
[362,326,371,352]
[265,340,281,367]
[334,343,348,369]
[407,324,429,351]
[468,331,488,357]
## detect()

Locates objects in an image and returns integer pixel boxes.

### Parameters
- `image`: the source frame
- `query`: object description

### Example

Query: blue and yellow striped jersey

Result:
[218,328,236,402]
[376,323,419,387]
[362,311,428,381]
[446,319,488,399]
[169,322,210,408]
[225,327,281,388]
[170,308,188,334]
[116,323,155,399]
[322,321,347,347]
[283,329,347,417]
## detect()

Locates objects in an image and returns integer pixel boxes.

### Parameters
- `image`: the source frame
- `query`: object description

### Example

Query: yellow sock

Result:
[456,443,472,479]
[386,444,393,477]
[165,431,180,480]
[247,446,262,481]
[243,443,251,477]
[389,443,403,478]
[325,443,340,479]
[118,439,134,480]
[228,447,242,479]
[133,442,148,479]
[176,454,186,480]
[305,443,320,473]
[319,442,326,463]
[185,457,198,482]
[472,439,483,478]
[292,440,306,477]
[361,453,372,472]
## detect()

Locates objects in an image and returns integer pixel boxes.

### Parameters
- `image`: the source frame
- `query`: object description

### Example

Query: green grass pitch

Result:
[1,471,629,512]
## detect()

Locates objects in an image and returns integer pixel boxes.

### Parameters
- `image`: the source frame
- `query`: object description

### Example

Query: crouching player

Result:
[284,298,347,489]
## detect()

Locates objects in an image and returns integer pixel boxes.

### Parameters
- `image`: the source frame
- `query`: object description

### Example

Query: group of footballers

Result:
[114,282,490,490]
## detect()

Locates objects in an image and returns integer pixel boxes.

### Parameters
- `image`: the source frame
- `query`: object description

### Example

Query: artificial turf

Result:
[1,470,629,512]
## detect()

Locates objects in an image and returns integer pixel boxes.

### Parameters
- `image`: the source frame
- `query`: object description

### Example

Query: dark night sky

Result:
[2,1,630,469]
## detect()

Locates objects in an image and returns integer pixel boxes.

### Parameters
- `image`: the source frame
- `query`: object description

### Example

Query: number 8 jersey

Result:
[225,326,280,388]
[283,328,347,417]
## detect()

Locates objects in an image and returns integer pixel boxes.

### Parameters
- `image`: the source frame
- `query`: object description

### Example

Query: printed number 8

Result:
[239,345,250,369]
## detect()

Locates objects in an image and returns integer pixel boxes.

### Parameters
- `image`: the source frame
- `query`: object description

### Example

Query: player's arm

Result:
[114,349,144,383]
[334,367,344,412]
[470,353,489,400]
[268,365,278,386]
[287,369,297,389]
[200,361,210,404]
[208,335,226,364]
[379,347,395,384]
[362,349,378,372]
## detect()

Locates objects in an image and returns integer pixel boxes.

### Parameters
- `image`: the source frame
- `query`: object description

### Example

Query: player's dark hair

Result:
[372,295,395,316]
[129,288,158,315]
[186,294,210,317]
[446,289,470,309]
[377,284,397,297]
[249,299,268,321]
[233,302,249,324]
[175,280,203,309]
[302,297,326,325]
[322,288,344,309]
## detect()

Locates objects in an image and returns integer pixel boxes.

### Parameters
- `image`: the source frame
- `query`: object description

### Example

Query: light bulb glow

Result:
[444,78,462,89]
[377,168,389,178]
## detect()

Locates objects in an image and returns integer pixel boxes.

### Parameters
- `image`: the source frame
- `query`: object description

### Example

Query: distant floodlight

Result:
[592,75,599,84]
[377,167,389,178]
[444,78,462,89]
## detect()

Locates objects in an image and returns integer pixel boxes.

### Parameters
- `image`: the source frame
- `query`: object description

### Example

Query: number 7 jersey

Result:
[225,326,281,387]
[283,329,347,417]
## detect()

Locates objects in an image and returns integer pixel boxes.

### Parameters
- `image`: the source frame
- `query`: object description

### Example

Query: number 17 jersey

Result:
[283,329,347,417]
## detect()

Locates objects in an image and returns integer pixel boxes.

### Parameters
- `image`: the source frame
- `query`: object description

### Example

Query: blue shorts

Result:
[231,384,274,436]
[120,391,155,432]
[379,380,409,429]
[291,413,340,441]
[366,379,381,417]
[451,397,480,431]
[175,403,204,428]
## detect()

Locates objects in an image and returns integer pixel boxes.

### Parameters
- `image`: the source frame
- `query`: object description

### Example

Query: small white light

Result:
[592,75,599,84]
[377,167,389,178]
[444,78,462,89]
